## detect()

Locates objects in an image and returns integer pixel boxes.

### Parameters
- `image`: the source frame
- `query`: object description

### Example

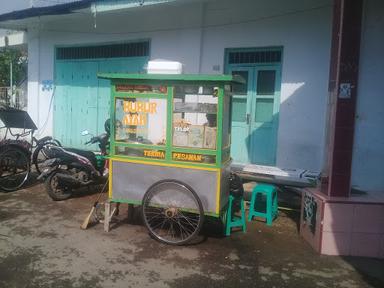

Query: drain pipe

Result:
[9,57,13,106]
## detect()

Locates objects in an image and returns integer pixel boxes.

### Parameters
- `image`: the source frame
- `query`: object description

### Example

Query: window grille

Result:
[228,50,281,64]
[56,42,149,60]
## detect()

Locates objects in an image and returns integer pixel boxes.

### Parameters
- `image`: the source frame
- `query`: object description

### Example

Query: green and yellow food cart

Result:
[98,73,241,245]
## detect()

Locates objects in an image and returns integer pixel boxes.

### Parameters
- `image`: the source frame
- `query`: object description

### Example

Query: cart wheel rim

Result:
[142,180,204,245]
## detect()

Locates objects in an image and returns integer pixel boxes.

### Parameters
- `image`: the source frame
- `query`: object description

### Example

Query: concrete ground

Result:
[0,182,383,288]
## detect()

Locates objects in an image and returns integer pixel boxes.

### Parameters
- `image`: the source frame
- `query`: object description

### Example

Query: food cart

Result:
[98,73,241,245]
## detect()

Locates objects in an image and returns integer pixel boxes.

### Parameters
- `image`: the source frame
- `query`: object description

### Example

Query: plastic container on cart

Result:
[147,60,183,74]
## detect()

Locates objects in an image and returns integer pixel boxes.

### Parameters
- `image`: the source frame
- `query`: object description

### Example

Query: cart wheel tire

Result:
[32,141,61,175]
[142,180,204,245]
[45,170,72,201]
[0,147,30,192]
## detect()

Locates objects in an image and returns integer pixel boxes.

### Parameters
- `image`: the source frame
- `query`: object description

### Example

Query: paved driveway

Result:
[0,183,383,288]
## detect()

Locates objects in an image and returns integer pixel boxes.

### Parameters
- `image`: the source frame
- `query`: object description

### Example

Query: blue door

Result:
[228,63,281,165]
[54,57,148,148]
[249,66,281,165]
[229,67,254,164]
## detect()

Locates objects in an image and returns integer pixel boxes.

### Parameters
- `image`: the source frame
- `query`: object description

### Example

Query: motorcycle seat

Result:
[66,148,98,168]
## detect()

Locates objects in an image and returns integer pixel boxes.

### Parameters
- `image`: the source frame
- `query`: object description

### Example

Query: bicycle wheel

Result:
[32,141,60,174]
[142,180,204,245]
[0,147,30,192]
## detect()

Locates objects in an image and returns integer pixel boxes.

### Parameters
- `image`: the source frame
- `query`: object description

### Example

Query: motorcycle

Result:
[38,122,110,201]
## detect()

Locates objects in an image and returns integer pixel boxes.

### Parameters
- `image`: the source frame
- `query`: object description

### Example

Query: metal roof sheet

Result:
[0,0,93,22]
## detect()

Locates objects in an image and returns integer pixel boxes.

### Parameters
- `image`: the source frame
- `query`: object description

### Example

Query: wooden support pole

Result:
[104,201,111,232]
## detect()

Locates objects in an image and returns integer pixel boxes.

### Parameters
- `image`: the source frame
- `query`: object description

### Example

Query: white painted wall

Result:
[27,0,333,172]
[351,0,384,192]
[201,0,332,171]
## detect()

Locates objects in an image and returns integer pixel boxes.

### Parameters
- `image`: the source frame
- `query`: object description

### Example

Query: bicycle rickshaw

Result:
[0,108,37,191]
[0,108,61,191]
[98,73,243,245]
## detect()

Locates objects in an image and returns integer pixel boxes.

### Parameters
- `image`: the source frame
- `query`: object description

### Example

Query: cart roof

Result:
[0,108,37,130]
[97,73,245,84]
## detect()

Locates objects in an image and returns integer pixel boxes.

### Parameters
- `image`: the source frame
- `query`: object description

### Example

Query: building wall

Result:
[351,0,384,192]
[201,0,332,171]
[27,0,332,172]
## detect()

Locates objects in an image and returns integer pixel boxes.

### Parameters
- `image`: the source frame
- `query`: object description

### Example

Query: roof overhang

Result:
[0,0,185,31]
[0,0,93,24]
[0,1,94,31]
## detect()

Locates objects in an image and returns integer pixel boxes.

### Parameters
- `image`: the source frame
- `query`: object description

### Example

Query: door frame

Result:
[224,47,283,165]
[226,66,254,164]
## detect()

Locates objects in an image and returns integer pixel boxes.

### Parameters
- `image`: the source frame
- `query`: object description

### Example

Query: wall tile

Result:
[352,205,384,233]
[321,231,351,256]
[323,203,354,232]
[350,233,381,258]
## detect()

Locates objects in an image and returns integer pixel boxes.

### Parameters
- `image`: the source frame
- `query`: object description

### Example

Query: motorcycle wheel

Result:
[45,170,72,201]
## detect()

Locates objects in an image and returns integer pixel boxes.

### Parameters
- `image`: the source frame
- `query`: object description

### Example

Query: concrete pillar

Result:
[27,28,40,128]
[322,0,364,197]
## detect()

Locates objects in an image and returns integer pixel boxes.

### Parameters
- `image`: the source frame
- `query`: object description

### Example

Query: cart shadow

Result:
[70,184,107,199]
[276,186,302,232]
[108,204,143,232]
[106,205,227,244]
[186,217,227,245]
[201,217,226,238]
[243,184,302,233]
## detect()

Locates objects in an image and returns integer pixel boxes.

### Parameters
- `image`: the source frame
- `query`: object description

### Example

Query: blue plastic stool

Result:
[248,184,278,226]
[225,195,246,236]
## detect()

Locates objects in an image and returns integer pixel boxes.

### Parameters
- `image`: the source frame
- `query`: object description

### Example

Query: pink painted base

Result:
[300,188,384,258]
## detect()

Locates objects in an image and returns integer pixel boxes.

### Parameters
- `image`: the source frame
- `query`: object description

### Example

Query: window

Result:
[231,71,248,95]
[173,85,218,150]
[257,70,276,95]
[115,97,167,145]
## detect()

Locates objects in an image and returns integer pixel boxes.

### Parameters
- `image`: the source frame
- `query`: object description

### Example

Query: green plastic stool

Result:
[225,195,246,236]
[248,184,278,226]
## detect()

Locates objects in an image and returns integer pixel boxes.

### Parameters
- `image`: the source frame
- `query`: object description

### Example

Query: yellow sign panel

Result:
[144,150,165,159]
[122,101,157,126]
[172,152,203,163]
